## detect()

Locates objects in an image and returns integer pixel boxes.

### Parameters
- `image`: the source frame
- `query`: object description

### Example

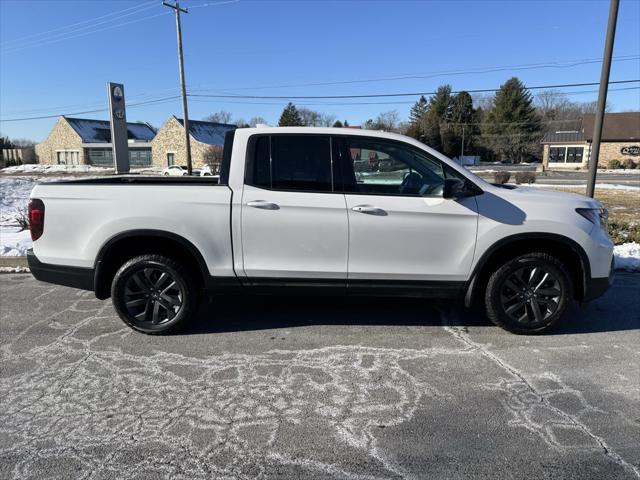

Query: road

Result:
[1,274,639,479]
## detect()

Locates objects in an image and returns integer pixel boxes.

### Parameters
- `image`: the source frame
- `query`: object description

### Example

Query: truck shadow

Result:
[183,283,639,336]
[185,295,487,334]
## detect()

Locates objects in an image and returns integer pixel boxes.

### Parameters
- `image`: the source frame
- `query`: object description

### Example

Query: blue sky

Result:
[1,0,639,141]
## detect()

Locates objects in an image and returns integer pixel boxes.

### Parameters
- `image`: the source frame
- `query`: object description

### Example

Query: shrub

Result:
[15,206,29,231]
[608,221,640,245]
[621,158,637,170]
[493,171,511,184]
[608,159,622,170]
[514,171,536,184]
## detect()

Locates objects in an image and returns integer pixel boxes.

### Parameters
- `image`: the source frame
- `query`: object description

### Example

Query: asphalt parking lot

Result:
[1,274,638,479]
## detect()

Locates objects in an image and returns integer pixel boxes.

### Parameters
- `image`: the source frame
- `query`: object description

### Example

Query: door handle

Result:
[351,205,387,216]
[246,200,280,210]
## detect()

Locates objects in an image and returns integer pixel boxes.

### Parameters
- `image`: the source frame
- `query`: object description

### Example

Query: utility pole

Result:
[460,125,465,164]
[586,0,619,198]
[163,1,193,175]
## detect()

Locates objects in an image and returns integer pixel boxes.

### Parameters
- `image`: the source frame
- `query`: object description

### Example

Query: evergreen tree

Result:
[422,85,452,151]
[409,95,429,124]
[482,77,541,163]
[344,120,349,127]
[332,120,343,128]
[406,95,429,140]
[442,91,475,158]
[278,103,303,126]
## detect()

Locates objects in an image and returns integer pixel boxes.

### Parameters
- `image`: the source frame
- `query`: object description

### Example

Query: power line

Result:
[190,54,640,93]
[188,86,639,107]
[188,79,640,100]
[0,0,239,54]
[0,0,157,46]
[6,53,636,117]
[1,10,170,55]
[0,96,182,123]
[2,81,638,124]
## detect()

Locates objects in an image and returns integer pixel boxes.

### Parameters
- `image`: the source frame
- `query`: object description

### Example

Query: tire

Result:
[164,173,170,176]
[485,252,573,334]
[111,254,199,334]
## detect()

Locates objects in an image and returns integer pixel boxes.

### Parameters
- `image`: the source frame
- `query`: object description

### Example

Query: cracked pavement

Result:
[0,273,638,479]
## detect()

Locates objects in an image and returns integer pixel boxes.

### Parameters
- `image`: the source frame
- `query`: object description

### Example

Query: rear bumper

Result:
[27,249,94,292]
[582,257,614,303]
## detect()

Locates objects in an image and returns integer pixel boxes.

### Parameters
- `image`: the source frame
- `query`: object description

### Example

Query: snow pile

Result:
[0,176,37,226]
[0,266,30,273]
[597,169,640,175]
[1,164,162,175]
[0,227,31,256]
[614,242,640,272]
[515,183,639,191]
[1,164,112,174]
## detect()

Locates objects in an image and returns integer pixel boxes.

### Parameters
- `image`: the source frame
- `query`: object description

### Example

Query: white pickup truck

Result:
[27,127,614,334]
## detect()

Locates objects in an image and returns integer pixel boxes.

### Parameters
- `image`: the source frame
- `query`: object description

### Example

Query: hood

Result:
[487,184,602,209]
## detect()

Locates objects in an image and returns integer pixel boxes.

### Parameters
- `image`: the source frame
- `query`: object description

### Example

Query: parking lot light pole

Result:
[586,0,619,198]
[163,1,193,176]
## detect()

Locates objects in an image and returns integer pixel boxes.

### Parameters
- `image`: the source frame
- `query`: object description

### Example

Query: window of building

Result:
[86,148,112,167]
[129,149,152,167]
[56,150,79,165]
[249,135,333,192]
[566,147,584,163]
[167,152,175,166]
[549,146,584,164]
[549,147,566,163]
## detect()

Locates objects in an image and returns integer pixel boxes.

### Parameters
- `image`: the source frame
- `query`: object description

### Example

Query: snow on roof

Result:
[175,118,236,145]
[64,117,156,143]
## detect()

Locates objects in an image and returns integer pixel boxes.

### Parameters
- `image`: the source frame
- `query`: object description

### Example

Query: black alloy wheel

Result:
[123,267,184,325]
[499,265,561,325]
[111,254,198,334]
[485,252,572,334]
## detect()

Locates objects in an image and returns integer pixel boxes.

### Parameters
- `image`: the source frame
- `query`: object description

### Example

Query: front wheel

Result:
[111,254,198,334]
[485,252,573,334]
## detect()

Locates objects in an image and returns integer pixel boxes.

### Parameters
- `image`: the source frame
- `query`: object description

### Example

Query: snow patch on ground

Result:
[1,164,111,174]
[0,227,31,256]
[0,266,30,273]
[1,164,162,175]
[597,169,640,174]
[614,242,640,272]
[513,183,639,191]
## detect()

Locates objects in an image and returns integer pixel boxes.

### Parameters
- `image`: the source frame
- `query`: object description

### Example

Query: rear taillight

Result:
[28,198,45,241]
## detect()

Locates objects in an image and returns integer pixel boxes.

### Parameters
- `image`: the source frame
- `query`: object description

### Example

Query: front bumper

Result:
[27,249,94,292]
[582,257,614,303]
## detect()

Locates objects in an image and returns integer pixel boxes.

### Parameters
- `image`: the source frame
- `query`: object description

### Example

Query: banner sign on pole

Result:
[107,82,130,174]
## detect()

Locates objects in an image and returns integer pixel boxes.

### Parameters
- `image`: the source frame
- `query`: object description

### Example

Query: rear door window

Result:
[248,135,333,192]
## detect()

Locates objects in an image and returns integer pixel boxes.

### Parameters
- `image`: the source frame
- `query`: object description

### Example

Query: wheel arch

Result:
[465,233,590,307]
[93,229,210,300]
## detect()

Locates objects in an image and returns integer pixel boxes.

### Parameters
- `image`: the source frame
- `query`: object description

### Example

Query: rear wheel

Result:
[485,252,572,334]
[111,254,198,334]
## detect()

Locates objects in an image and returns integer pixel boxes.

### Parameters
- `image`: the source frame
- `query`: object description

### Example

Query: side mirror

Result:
[442,178,466,199]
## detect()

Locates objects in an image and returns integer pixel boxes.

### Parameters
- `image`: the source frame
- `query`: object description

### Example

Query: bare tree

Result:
[203,145,224,174]
[318,112,336,127]
[298,107,321,126]
[11,138,36,148]
[297,108,337,127]
[364,110,400,132]
[249,116,267,127]
[204,111,233,124]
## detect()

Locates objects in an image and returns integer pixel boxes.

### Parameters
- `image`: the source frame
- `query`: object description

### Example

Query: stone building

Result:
[151,116,236,169]
[541,112,640,170]
[35,116,156,166]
